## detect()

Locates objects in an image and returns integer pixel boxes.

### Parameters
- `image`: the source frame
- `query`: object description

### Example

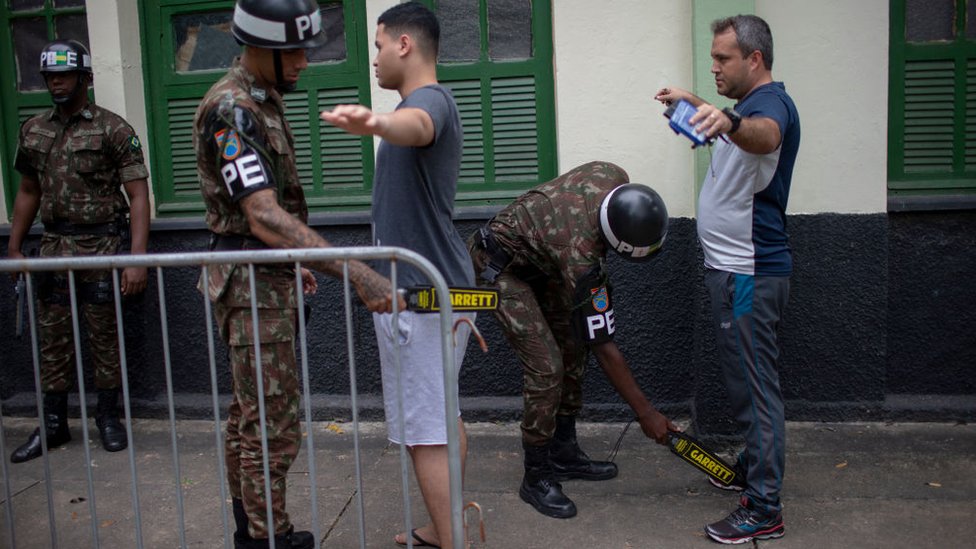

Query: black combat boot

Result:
[519,441,577,519]
[235,526,314,549]
[95,389,127,452]
[10,391,71,463]
[550,415,618,481]
[232,498,251,545]
[231,500,314,549]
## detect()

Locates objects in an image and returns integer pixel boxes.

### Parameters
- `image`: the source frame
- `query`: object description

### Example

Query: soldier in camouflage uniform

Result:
[195,1,398,548]
[7,40,150,464]
[467,161,678,518]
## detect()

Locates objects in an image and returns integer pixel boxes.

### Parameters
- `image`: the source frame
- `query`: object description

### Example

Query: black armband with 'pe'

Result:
[571,266,616,344]
[207,107,275,202]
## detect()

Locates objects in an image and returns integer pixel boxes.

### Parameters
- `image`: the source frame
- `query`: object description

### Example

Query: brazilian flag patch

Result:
[128,135,142,152]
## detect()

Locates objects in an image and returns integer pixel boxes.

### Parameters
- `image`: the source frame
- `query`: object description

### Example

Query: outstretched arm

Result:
[656,86,781,154]
[240,189,402,313]
[591,340,677,445]
[320,104,435,147]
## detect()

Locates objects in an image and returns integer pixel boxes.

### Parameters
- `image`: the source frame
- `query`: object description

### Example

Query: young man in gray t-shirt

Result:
[320,3,472,548]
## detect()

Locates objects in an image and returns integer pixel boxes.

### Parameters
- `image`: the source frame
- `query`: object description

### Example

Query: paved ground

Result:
[0,418,974,548]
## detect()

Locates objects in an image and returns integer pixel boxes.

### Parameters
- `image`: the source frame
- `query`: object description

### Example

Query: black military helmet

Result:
[232,0,328,49]
[39,40,92,74]
[598,184,669,262]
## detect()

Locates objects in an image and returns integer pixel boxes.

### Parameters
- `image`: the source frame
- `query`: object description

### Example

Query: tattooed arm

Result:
[241,189,401,313]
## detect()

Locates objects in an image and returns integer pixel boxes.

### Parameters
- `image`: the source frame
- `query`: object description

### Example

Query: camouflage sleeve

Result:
[202,105,276,203]
[107,121,149,183]
[13,119,39,179]
[571,265,616,345]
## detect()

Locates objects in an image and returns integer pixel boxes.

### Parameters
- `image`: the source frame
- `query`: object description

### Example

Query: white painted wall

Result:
[553,0,697,217]
[0,1,884,222]
[364,1,399,153]
[757,0,888,214]
[551,0,889,217]
[86,0,156,214]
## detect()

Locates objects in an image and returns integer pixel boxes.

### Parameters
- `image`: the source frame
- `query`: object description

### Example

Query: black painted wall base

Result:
[0,211,973,434]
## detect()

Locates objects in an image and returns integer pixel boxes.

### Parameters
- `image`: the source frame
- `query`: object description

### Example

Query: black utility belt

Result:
[209,233,270,251]
[43,219,119,236]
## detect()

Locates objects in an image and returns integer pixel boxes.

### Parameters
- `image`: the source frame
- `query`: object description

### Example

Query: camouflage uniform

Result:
[194,59,306,540]
[467,161,629,446]
[13,103,148,393]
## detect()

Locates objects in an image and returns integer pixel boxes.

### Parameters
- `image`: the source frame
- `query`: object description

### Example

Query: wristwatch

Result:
[722,107,742,135]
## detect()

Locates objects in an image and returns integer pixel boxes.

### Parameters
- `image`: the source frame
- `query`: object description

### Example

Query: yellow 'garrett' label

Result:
[409,287,499,312]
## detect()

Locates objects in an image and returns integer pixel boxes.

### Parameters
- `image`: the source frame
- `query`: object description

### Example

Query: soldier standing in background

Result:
[195,1,399,548]
[7,39,150,464]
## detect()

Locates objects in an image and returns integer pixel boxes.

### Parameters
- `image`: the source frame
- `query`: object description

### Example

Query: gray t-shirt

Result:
[371,84,475,288]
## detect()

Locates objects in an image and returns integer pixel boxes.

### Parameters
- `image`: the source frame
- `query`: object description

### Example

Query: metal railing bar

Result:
[293,262,320,546]
[341,260,367,549]
[112,268,144,549]
[24,273,58,548]
[248,264,277,549]
[0,395,17,549]
[0,247,442,272]
[201,266,233,549]
[389,261,415,549]
[68,272,100,549]
[157,266,187,548]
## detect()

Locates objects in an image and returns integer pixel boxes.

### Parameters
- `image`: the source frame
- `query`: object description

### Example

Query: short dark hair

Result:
[378,2,440,60]
[711,14,774,70]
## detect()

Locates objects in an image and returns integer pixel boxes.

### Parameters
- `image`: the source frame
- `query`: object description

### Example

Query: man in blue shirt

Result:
[656,13,800,544]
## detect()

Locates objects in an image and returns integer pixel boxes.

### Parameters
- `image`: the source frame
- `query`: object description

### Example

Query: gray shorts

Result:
[373,311,475,445]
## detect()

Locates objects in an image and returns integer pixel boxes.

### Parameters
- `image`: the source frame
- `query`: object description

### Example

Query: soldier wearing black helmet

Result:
[467,161,678,519]
[7,39,150,464]
[194,1,400,548]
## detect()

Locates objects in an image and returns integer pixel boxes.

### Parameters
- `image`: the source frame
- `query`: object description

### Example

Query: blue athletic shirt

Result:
[696,82,800,276]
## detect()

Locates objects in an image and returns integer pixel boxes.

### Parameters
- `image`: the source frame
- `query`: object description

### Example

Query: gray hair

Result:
[711,14,774,70]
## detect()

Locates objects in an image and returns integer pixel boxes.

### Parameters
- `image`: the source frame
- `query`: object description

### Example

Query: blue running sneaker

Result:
[705,497,784,544]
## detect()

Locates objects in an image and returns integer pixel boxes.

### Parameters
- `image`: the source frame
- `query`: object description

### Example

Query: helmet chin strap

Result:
[49,72,88,105]
[272,50,296,93]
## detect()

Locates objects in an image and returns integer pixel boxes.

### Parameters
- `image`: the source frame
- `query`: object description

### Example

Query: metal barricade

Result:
[0,247,466,549]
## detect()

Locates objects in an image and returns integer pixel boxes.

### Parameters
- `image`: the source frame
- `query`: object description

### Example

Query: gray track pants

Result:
[705,268,790,515]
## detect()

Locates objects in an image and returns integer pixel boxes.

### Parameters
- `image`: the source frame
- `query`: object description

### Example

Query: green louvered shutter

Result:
[429,0,556,205]
[492,77,539,183]
[167,98,200,199]
[888,0,976,201]
[967,60,976,171]
[443,81,486,184]
[902,60,955,174]
[317,88,369,191]
[283,94,314,191]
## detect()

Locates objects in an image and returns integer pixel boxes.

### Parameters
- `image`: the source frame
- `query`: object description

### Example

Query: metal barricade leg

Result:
[156,266,187,549]
[23,273,59,547]
[67,271,101,549]
[111,268,144,549]
[294,263,321,546]
[201,267,233,549]
[0,396,17,548]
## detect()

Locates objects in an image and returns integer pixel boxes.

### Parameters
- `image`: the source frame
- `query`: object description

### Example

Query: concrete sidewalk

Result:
[0,419,973,548]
